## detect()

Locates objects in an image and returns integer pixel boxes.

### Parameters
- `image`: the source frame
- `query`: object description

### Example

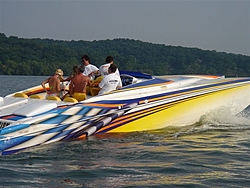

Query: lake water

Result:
[0,75,250,187]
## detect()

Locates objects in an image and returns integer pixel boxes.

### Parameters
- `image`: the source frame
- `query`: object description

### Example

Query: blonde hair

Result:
[55,69,64,79]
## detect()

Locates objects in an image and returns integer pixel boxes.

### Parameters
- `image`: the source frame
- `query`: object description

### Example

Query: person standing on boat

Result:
[99,55,120,76]
[98,64,122,95]
[69,66,92,101]
[41,69,64,98]
[81,55,99,80]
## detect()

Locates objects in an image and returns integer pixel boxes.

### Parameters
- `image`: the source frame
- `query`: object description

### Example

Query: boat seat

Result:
[29,94,43,99]
[92,76,103,87]
[90,87,100,96]
[14,93,28,98]
[72,93,86,102]
[88,76,103,96]
[47,95,61,101]
[86,86,91,94]
[63,97,78,103]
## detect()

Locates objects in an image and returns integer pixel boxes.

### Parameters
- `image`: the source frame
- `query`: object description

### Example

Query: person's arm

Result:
[41,78,49,93]
[116,77,122,89]
[69,81,74,96]
[87,78,93,87]
[63,75,73,82]
[92,66,99,75]
[88,66,99,78]
[98,65,103,76]
[98,78,105,89]
[88,72,94,78]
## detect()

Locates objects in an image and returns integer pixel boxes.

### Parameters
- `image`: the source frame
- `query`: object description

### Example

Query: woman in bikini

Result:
[41,69,64,98]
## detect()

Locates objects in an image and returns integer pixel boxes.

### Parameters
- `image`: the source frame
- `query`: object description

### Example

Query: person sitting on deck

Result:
[69,66,92,101]
[41,69,64,99]
[98,64,122,95]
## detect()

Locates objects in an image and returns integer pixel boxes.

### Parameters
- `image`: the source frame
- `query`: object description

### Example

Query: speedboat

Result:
[1,71,250,155]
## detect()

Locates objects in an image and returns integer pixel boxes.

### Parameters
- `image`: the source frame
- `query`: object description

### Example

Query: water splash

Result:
[174,106,250,137]
[201,106,250,127]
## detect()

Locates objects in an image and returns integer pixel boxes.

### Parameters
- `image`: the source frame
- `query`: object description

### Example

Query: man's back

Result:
[70,73,90,94]
[98,73,122,95]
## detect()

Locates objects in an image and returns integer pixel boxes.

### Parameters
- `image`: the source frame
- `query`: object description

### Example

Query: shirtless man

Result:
[69,66,92,101]
[41,69,63,98]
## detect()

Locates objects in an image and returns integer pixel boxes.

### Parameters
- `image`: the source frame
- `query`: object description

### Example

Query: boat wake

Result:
[174,106,250,137]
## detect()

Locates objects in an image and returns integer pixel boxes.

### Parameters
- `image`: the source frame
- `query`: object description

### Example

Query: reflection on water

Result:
[0,126,250,187]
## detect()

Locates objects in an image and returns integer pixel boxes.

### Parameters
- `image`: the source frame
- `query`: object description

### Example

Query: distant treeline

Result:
[0,33,249,77]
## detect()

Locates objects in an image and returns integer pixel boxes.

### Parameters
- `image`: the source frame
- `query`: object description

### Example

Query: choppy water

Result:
[0,75,250,187]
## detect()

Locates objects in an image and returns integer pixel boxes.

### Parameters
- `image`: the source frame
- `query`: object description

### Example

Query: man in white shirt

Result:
[81,55,99,80]
[99,55,120,76]
[98,64,122,95]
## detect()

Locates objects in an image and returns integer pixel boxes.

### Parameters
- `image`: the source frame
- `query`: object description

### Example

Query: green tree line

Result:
[0,33,249,77]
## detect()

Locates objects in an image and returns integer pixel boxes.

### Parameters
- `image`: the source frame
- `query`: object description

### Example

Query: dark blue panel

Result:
[120,71,153,79]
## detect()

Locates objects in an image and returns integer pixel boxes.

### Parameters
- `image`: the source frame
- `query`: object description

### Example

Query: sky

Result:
[0,0,249,56]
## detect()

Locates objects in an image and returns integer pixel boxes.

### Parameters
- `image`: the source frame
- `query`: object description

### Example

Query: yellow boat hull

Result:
[104,84,250,132]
